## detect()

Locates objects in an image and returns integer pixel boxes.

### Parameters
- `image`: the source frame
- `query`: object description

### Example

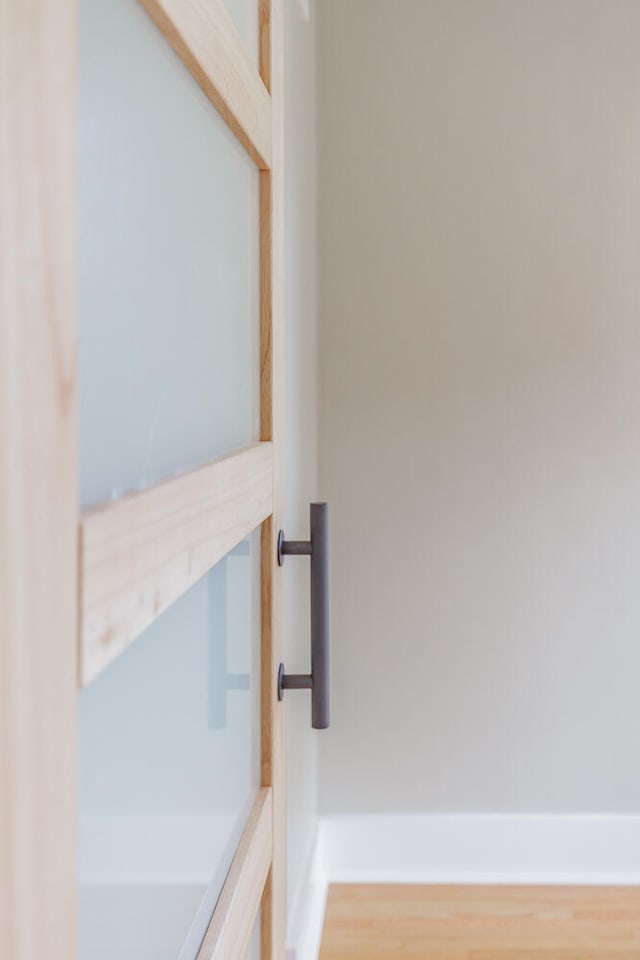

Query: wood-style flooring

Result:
[319,885,640,959]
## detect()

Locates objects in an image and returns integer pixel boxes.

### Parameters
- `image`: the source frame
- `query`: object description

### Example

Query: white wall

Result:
[318,0,640,815]
[283,0,320,941]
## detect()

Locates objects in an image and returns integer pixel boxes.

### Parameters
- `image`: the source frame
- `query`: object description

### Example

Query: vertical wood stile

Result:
[259,0,286,956]
[0,1,78,958]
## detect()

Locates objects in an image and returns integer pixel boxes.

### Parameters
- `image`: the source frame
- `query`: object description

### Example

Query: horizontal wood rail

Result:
[139,0,272,168]
[197,788,272,959]
[80,442,273,685]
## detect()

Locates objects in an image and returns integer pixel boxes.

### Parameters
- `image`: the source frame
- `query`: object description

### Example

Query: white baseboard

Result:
[286,813,640,959]
[318,813,640,886]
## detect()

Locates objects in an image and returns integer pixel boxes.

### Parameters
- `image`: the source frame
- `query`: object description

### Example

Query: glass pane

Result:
[79,0,260,508]
[223,0,259,66]
[246,909,261,960]
[78,531,261,960]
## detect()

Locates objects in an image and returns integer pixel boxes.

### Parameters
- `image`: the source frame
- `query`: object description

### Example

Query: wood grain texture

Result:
[319,885,640,960]
[0,0,78,956]
[259,0,287,957]
[197,789,273,960]
[139,0,272,168]
[80,442,273,685]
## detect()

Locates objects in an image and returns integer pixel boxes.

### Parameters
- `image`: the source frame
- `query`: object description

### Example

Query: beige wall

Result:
[283,0,319,935]
[317,0,640,813]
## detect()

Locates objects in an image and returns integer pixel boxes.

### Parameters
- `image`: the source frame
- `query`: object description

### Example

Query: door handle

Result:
[277,502,330,729]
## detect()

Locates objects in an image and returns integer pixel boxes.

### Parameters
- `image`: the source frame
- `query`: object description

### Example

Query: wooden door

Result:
[1,0,286,957]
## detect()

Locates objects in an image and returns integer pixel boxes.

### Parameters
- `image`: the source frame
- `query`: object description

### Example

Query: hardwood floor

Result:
[318,885,640,959]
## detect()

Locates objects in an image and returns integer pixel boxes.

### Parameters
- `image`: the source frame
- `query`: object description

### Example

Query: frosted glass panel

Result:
[223,0,259,65]
[79,0,259,508]
[78,532,261,960]
[246,910,261,959]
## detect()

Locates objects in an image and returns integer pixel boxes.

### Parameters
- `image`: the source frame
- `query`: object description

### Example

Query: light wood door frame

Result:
[0,0,286,957]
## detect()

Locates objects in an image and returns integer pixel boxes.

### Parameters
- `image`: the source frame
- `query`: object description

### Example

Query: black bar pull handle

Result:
[277,502,330,730]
